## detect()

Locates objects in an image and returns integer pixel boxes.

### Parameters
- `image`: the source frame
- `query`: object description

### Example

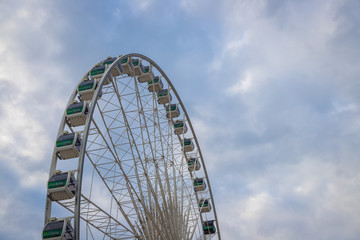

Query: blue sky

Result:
[1,0,360,239]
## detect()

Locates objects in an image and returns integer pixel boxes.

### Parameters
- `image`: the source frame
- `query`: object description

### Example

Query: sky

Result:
[0,0,360,239]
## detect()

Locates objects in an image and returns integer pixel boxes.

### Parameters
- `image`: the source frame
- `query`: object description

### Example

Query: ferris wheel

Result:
[43,53,221,240]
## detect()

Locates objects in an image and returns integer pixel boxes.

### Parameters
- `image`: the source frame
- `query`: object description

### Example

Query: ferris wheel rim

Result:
[44,53,221,240]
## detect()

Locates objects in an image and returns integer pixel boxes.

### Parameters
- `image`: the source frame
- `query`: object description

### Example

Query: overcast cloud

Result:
[0,0,360,239]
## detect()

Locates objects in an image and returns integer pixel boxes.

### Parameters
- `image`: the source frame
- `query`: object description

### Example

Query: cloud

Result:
[1,0,360,239]
[0,0,70,188]
[122,0,155,14]
[215,156,360,239]
[0,182,45,239]
[227,71,254,94]
[185,0,360,239]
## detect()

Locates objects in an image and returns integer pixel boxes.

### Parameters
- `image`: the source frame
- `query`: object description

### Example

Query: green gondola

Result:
[77,80,102,101]
[103,56,123,78]
[90,65,105,79]
[102,57,116,65]
[132,59,145,76]
[187,157,200,171]
[66,102,89,127]
[199,199,211,213]
[48,171,76,201]
[173,120,187,134]
[157,89,172,104]
[55,132,81,160]
[193,177,206,192]
[42,219,74,240]
[165,104,180,118]
[203,220,216,235]
[138,65,154,83]
[147,76,164,92]
[181,138,194,152]
[120,57,133,75]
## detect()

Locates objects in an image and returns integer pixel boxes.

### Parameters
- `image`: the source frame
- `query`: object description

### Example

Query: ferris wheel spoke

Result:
[150,90,183,238]
[133,76,184,238]
[113,76,175,239]
[56,194,135,239]
[86,118,144,236]
[104,79,169,238]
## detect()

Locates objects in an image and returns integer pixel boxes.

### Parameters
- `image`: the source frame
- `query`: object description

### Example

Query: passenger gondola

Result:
[166,104,180,118]
[203,220,216,235]
[199,199,211,213]
[90,62,112,85]
[193,178,206,192]
[138,65,154,83]
[90,64,106,80]
[157,89,172,104]
[132,58,145,76]
[173,120,187,134]
[147,76,163,92]
[55,132,81,160]
[182,138,194,152]
[187,157,201,171]
[66,101,89,127]
[42,218,74,240]
[103,56,123,78]
[48,171,76,201]
[77,79,102,101]
[120,57,134,76]
[102,56,116,65]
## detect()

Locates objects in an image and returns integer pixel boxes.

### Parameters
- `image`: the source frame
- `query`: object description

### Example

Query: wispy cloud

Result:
[0,0,69,191]
[1,0,360,239]
[192,0,360,239]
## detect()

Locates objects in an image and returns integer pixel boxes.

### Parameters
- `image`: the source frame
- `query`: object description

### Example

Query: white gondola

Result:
[90,62,112,85]
[66,101,89,127]
[42,218,74,240]
[166,104,180,119]
[203,220,216,235]
[138,65,154,83]
[47,171,76,201]
[199,199,211,213]
[173,120,187,134]
[187,157,201,171]
[157,89,172,104]
[56,132,81,160]
[193,178,206,192]
[120,57,133,76]
[182,138,194,152]
[132,59,145,76]
[103,56,123,78]
[90,64,106,80]
[147,76,164,92]
[77,79,102,101]
[102,57,116,66]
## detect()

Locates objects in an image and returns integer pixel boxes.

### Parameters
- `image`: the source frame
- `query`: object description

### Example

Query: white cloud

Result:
[0,0,68,189]
[188,1,360,239]
[227,71,254,94]
[179,0,206,13]
[210,36,250,72]
[0,185,44,239]
[124,0,155,14]
[1,0,360,239]
[215,155,360,239]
